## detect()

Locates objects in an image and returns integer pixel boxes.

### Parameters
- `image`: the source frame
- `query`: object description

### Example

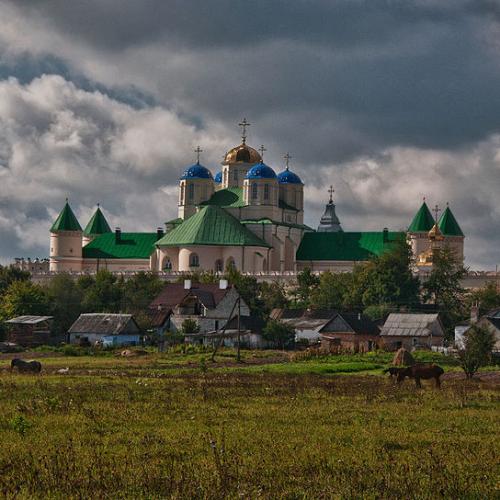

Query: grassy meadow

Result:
[0,349,498,498]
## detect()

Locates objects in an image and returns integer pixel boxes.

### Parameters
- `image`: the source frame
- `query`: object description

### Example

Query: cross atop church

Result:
[238,118,250,144]
[258,144,267,159]
[284,152,292,170]
[328,185,334,204]
[194,146,203,164]
[433,204,441,222]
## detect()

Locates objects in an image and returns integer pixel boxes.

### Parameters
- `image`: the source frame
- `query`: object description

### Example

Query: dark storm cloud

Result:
[0,1,499,268]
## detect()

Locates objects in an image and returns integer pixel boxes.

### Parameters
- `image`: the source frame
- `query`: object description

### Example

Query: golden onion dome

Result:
[428,223,444,241]
[223,143,262,164]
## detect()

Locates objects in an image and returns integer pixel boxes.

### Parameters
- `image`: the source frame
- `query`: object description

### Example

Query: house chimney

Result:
[115,227,121,243]
[184,279,192,290]
[219,279,228,290]
[383,227,389,243]
[470,302,479,324]
[156,227,164,239]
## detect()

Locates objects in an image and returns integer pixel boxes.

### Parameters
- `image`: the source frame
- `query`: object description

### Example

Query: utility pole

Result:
[236,297,241,362]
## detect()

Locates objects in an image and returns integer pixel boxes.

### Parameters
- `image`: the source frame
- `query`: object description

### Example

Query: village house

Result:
[148,280,250,336]
[270,308,337,344]
[68,313,141,347]
[380,313,444,350]
[455,307,500,351]
[319,313,380,353]
[5,316,53,347]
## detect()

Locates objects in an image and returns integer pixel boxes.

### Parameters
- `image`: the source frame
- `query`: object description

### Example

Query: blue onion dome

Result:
[180,162,213,180]
[214,171,222,183]
[245,161,277,180]
[277,168,303,184]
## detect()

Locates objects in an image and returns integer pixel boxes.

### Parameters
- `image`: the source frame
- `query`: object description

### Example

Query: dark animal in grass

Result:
[10,358,42,374]
[384,367,406,378]
[396,363,444,388]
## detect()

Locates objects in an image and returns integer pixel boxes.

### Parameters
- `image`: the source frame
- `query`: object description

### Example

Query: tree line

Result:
[1,239,499,342]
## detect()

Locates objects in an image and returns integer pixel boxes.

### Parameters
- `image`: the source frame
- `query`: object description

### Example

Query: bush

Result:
[458,325,495,379]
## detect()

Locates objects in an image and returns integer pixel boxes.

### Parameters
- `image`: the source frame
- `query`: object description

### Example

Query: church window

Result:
[264,184,270,201]
[233,169,238,182]
[190,253,199,267]
[163,258,172,270]
[226,257,235,270]
[188,184,195,201]
[215,259,223,272]
[252,183,258,200]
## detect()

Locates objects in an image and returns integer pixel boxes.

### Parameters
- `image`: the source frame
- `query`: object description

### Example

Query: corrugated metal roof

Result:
[156,205,270,248]
[50,202,82,232]
[380,313,441,337]
[438,206,464,237]
[83,233,158,259]
[296,231,405,261]
[6,316,53,324]
[84,207,112,236]
[68,314,137,335]
[201,187,247,208]
[408,202,434,232]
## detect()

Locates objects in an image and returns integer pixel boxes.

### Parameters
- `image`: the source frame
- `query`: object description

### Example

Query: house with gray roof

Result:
[380,313,444,350]
[68,313,141,347]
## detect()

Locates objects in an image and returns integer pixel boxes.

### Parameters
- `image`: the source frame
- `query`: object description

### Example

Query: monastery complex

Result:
[48,121,465,275]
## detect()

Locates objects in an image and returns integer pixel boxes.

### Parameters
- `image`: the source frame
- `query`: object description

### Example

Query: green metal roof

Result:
[156,205,270,248]
[83,233,159,259]
[240,218,313,231]
[296,231,405,261]
[83,207,111,236]
[201,187,247,208]
[50,201,82,232]
[438,206,464,236]
[408,202,434,232]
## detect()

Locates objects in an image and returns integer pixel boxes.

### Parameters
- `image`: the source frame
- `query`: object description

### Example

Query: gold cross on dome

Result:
[433,204,441,222]
[328,185,334,203]
[284,152,292,170]
[194,146,203,164]
[258,144,267,159]
[238,118,250,144]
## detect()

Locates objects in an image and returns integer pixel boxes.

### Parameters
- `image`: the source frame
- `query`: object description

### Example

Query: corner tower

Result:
[438,204,465,262]
[49,199,83,272]
[407,199,434,258]
[83,204,112,246]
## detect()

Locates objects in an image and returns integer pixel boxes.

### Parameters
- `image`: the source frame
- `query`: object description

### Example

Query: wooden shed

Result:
[5,316,53,347]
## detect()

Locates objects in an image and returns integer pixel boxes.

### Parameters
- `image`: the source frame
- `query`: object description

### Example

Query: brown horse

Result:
[397,363,444,388]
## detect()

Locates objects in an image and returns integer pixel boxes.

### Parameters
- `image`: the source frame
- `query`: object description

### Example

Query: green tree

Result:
[458,324,495,379]
[121,272,163,315]
[361,239,419,307]
[310,271,352,310]
[259,281,289,314]
[45,273,83,336]
[467,282,500,316]
[0,281,49,320]
[295,268,320,307]
[422,247,467,339]
[262,320,295,350]
[0,265,30,296]
[80,270,123,312]
[180,318,199,334]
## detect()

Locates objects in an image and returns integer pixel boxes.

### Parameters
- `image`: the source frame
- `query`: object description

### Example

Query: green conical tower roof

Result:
[50,200,82,232]
[408,201,434,232]
[156,205,270,247]
[84,206,112,236]
[438,206,464,236]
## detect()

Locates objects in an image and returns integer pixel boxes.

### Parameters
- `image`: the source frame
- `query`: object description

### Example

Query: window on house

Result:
[215,320,219,331]
[190,253,199,267]
[252,183,258,200]
[264,184,270,201]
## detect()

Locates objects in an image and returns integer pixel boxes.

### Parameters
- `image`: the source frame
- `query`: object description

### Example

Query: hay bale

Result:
[392,348,415,366]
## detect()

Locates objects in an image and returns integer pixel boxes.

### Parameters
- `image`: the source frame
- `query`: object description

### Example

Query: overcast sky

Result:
[0,0,499,269]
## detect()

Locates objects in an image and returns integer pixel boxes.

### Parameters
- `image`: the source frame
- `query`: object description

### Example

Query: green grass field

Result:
[0,350,498,498]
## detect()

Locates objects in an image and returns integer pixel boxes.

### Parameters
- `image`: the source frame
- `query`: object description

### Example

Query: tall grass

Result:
[0,365,497,498]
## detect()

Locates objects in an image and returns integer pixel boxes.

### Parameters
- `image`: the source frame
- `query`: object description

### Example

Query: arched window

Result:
[252,183,258,200]
[225,257,235,271]
[233,170,238,182]
[189,253,199,267]
[188,183,195,201]
[264,184,270,201]
[180,184,185,204]
[215,259,223,272]
[163,258,172,270]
